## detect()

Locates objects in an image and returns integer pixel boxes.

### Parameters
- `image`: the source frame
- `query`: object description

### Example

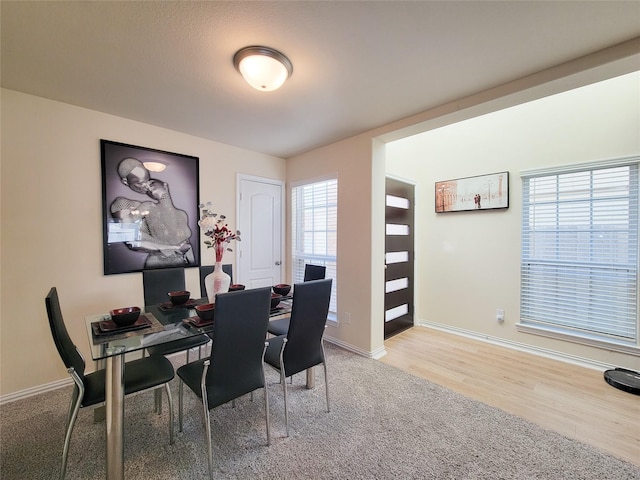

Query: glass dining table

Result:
[84,295,292,480]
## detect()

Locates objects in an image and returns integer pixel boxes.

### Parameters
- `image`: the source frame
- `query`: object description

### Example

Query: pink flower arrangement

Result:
[198,202,241,262]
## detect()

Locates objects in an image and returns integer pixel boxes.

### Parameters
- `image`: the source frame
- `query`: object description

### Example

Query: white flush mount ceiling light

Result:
[233,46,293,92]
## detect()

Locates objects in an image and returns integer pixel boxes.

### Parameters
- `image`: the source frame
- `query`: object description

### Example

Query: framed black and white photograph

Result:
[101,140,200,275]
[435,171,509,213]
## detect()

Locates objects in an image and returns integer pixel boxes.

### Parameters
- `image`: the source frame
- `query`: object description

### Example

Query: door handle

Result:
[275,261,282,266]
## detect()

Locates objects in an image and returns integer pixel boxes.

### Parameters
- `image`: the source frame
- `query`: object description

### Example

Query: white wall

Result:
[0,89,285,397]
[386,72,640,370]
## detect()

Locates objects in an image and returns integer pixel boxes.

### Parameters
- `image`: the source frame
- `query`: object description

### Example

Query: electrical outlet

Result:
[344,312,351,325]
[496,309,505,323]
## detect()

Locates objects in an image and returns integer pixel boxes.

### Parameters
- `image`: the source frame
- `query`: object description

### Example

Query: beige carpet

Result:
[2,344,639,479]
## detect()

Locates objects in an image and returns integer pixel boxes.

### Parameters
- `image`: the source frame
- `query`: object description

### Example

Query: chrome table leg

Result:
[94,358,106,423]
[105,347,125,480]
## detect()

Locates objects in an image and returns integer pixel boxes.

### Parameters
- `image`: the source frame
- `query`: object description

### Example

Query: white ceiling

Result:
[2,1,639,158]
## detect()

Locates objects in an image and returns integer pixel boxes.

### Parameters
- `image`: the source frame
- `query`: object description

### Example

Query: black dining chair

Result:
[142,267,186,305]
[45,287,175,480]
[177,286,272,480]
[199,264,233,298]
[143,268,210,414]
[267,266,328,337]
[303,264,326,282]
[143,267,210,363]
[264,278,333,436]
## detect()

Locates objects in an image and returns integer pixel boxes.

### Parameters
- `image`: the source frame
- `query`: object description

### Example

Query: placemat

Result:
[96,315,152,334]
[91,313,164,344]
[158,299,200,311]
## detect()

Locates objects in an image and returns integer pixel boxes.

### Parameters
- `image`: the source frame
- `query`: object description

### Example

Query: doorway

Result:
[237,174,284,288]
[384,177,415,339]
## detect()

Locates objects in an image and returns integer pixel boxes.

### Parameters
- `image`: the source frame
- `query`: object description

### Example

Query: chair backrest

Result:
[283,278,333,377]
[199,264,233,298]
[204,286,271,408]
[45,287,86,378]
[143,267,186,305]
[303,264,326,282]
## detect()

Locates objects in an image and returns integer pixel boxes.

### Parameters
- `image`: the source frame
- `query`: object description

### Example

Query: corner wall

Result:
[286,135,382,356]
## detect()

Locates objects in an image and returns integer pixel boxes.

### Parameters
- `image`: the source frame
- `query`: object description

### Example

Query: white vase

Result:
[205,261,231,303]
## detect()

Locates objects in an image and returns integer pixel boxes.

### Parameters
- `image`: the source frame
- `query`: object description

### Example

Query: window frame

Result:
[291,175,338,322]
[518,156,640,355]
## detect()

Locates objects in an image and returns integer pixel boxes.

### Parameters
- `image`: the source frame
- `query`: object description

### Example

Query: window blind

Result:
[291,178,338,314]
[521,160,639,343]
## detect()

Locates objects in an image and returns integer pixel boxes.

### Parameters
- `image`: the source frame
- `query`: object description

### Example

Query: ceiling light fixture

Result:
[233,46,293,92]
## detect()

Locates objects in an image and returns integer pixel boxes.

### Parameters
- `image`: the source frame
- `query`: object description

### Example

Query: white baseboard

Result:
[417,320,616,371]
[324,335,386,359]
[1,377,72,405]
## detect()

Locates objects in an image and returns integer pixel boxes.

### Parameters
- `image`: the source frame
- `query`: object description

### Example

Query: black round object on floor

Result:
[603,368,640,395]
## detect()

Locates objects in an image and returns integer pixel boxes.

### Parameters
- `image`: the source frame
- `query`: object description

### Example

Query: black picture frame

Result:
[101,140,200,275]
[435,171,509,213]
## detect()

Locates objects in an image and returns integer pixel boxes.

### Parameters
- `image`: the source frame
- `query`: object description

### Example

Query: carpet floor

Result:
[1,343,639,479]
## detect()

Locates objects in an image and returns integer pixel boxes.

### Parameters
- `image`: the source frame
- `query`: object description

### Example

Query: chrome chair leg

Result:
[203,402,214,480]
[201,361,214,480]
[323,361,330,413]
[261,342,271,446]
[61,397,81,480]
[263,383,271,445]
[321,342,330,412]
[64,388,79,433]
[178,379,184,433]
[278,339,289,436]
[280,368,288,437]
[164,383,174,445]
[61,370,84,480]
[280,368,289,437]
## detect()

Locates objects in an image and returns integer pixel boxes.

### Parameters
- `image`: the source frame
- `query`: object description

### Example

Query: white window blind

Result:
[521,159,639,344]
[291,178,338,315]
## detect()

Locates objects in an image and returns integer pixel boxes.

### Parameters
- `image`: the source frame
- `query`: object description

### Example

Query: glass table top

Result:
[84,296,292,361]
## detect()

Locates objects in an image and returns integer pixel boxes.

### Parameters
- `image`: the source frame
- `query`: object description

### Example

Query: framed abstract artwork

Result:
[101,140,200,274]
[435,171,509,213]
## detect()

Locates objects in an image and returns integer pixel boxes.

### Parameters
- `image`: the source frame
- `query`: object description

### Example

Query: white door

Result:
[237,175,284,289]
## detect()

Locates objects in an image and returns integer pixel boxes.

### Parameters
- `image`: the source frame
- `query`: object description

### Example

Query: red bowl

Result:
[273,284,291,296]
[110,306,141,327]
[229,284,245,292]
[195,303,215,321]
[270,293,282,309]
[168,290,190,305]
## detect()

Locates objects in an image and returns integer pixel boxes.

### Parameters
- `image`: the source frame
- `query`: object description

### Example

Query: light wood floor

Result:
[380,326,640,466]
